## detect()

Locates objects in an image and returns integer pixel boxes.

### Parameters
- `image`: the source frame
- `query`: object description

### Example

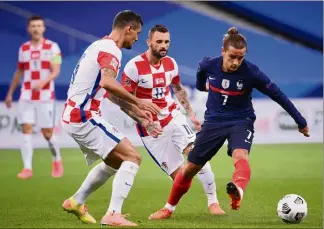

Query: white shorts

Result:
[141,113,196,176]
[18,100,55,128]
[61,115,125,165]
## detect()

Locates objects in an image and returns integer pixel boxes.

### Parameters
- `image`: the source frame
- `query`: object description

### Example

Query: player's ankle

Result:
[237,186,244,199]
[165,203,176,212]
[208,197,219,206]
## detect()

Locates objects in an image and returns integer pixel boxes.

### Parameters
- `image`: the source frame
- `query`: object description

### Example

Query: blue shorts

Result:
[187,123,254,165]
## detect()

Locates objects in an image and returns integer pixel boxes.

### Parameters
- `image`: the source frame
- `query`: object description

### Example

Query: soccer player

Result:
[5,15,63,179]
[61,10,161,226]
[121,24,225,218]
[149,27,310,219]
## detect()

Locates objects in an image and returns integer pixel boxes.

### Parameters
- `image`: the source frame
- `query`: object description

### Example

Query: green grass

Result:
[0,144,322,228]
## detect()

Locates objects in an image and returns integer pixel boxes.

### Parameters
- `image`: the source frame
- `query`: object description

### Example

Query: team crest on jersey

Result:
[155,78,165,85]
[236,80,243,90]
[31,51,40,59]
[221,79,230,89]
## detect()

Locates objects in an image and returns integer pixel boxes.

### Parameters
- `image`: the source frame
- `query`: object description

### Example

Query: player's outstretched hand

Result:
[5,95,12,108]
[145,121,163,138]
[299,126,310,137]
[189,112,202,132]
[138,100,161,115]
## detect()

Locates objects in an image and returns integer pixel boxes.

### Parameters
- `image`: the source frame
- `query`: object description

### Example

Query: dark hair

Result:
[223,27,247,50]
[112,10,143,29]
[148,24,169,38]
[28,15,45,25]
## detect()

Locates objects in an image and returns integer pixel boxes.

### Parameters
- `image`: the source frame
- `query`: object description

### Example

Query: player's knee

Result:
[126,149,142,166]
[22,124,33,134]
[41,128,53,141]
[182,162,202,179]
[232,149,249,163]
[183,143,194,156]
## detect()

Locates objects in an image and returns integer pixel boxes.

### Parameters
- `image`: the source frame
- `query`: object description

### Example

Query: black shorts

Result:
[187,123,254,165]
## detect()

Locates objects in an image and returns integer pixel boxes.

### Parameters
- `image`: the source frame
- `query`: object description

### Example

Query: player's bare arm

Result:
[171,83,194,114]
[108,93,162,138]
[107,93,151,122]
[172,82,201,131]
[100,67,161,115]
[5,68,24,108]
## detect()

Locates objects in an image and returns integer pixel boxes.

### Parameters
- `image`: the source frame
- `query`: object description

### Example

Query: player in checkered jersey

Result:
[5,15,63,179]
[121,25,225,219]
[61,11,161,227]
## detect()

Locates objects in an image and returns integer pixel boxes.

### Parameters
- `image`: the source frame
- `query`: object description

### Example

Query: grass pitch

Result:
[0,143,322,228]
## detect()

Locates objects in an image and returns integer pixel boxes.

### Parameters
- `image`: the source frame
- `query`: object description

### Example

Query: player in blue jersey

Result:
[148,27,310,220]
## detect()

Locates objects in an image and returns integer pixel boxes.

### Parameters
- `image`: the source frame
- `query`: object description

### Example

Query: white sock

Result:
[107,161,139,214]
[198,162,219,206]
[164,203,176,212]
[238,186,244,200]
[73,162,117,204]
[47,135,61,161]
[20,133,33,170]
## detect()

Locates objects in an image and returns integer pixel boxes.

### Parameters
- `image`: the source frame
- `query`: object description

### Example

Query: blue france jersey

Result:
[196,56,307,128]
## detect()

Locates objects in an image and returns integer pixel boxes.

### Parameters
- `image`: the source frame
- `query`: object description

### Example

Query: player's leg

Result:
[61,117,140,226]
[226,125,254,210]
[172,115,224,215]
[66,138,140,226]
[140,122,183,177]
[149,126,227,220]
[140,124,185,219]
[100,137,141,226]
[17,101,35,179]
[38,102,63,178]
[63,142,117,224]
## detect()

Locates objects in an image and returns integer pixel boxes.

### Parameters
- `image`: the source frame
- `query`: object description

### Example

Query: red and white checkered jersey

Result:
[18,39,61,101]
[121,53,181,137]
[62,37,122,124]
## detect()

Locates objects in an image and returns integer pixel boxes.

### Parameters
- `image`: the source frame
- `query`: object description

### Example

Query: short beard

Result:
[151,49,167,59]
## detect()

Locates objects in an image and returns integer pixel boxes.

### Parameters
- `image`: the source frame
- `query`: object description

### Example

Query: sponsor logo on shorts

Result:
[161,162,168,172]
[112,126,119,133]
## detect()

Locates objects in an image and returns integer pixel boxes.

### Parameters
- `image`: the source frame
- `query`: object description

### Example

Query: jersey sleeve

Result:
[97,41,121,73]
[251,64,307,129]
[51,42,62,64]
[121,60,138,93]
[17,46,24,69]
[170,58,180,84]
[196,57,209,91]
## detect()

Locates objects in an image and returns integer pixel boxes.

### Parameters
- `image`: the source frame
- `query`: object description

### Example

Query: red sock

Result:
[232,159,251,190]
[167,172,193,206]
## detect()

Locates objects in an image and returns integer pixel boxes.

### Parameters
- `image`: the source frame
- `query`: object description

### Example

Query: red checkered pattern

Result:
[18,39,61,101]
[122,53,181,136]
[62,37,122,124]
[62,88,108,124]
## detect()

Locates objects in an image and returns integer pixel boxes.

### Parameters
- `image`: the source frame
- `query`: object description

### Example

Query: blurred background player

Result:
[121,24,225,218]
[61,10,161,227]
[5,15,63,179]
[149,27,310,220]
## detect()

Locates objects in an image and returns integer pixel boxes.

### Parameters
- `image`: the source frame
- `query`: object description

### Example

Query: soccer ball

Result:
[277,194,307,224]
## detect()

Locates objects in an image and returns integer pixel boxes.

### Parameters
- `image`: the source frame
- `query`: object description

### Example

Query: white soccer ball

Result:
[277,194,308,224]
